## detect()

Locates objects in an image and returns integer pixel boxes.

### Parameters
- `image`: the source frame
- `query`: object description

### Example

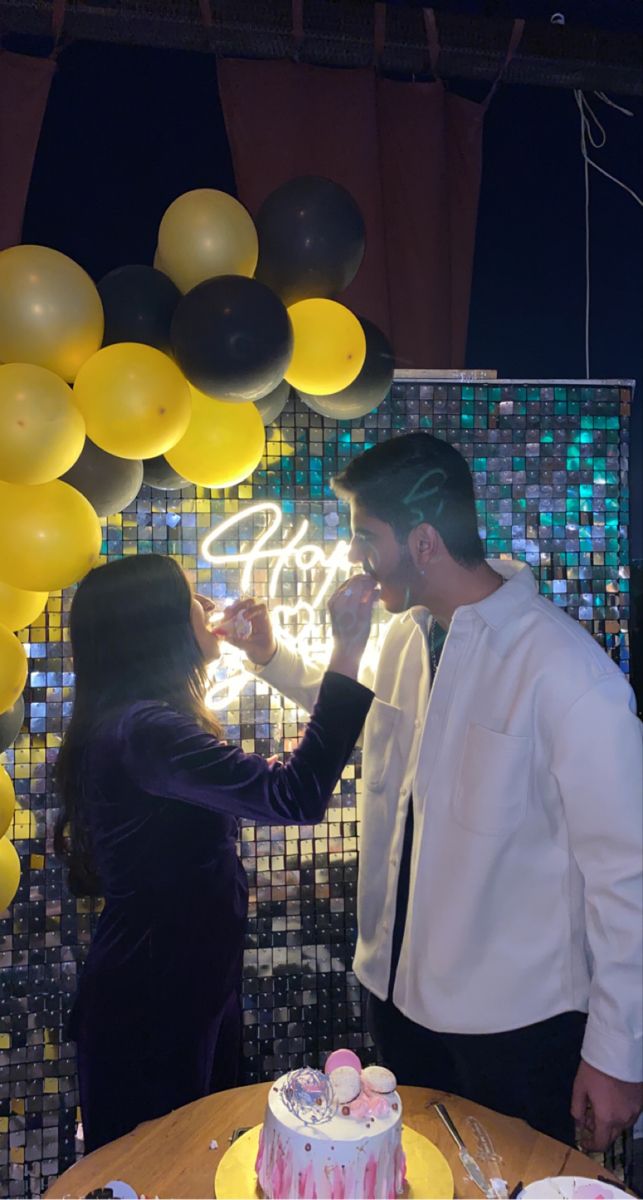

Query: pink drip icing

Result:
[363,1157,378,1198]
[280,1150,293,1199]
[269,1135,290,1198]
[298,1162,314,1199]
[394,1144,408,1197]
[327,1163,346,1199]
[255,1126,265,1174]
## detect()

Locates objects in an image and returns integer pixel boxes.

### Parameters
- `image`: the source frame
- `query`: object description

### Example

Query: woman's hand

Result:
[212,598,277,667]
[328,574,379,678]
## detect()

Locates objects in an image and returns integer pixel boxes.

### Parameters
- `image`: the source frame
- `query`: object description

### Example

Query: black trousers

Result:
[368,993,587,1146]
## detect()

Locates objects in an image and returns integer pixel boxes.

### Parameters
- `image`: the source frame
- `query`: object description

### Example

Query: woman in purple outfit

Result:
[54,554,375,1152]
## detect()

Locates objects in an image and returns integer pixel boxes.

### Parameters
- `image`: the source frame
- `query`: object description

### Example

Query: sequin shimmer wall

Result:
[0,377,632,1196]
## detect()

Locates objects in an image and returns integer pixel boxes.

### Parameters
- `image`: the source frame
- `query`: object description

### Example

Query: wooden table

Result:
[44,1083,623,1199]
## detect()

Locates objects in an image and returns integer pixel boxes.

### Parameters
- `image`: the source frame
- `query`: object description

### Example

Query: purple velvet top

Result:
[69,671,373,1055]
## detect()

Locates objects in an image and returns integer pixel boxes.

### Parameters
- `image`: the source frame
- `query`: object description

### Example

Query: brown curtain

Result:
[0,50,57,250]
[218,59,486,368]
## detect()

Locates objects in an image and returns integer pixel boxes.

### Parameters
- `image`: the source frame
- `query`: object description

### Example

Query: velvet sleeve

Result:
[118,671,373,825]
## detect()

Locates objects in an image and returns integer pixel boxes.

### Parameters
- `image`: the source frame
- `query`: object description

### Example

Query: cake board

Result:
[215,1123,454,1199]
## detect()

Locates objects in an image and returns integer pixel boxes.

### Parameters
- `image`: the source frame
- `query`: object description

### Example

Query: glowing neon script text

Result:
[201,502,387,710]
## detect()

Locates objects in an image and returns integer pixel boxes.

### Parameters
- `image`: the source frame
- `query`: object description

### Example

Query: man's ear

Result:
[407,523,441,572]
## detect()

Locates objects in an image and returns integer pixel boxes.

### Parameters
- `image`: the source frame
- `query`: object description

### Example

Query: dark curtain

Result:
[0,49,56,249]
[218,58,486,368]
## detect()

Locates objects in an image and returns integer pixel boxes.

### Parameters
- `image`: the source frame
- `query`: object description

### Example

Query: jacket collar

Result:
[401,559,537,632]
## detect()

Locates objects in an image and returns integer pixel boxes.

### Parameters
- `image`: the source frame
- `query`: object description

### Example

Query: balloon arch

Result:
[0,176,396,908]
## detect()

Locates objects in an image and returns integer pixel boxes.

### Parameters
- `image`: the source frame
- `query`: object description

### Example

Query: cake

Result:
[255,1051,407,1199]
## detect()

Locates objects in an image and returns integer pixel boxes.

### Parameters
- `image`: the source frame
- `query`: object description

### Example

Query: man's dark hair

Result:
[332,432,485,567]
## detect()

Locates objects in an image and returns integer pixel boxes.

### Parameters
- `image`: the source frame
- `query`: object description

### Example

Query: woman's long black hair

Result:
[54,554,222,896]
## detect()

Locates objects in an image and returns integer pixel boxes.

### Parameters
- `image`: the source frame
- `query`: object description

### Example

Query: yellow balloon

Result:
[166,386,265,488]
[158,189,258,293]
[0,363,85,484]
[0,479,102,592]
[153,245,168,273]
[73,343,192,460]
[0,581,48,631]
[0,245,104,381]
[0,624,27,715]
[0,836,20,910]
[0,766,16,839]
[285,299,366,396]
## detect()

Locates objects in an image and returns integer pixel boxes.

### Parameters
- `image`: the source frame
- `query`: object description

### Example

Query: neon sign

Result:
[200,502,388,710]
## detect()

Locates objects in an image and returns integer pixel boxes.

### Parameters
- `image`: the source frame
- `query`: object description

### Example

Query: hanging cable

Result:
[551,13,642,377]
[573,89,642,377]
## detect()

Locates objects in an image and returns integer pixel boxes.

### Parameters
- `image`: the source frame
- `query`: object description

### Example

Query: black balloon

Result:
[255,176,365,306]
[61,438,143,517]
[0,695,24,753]
[171,275,293,402]
[98,265,181,352]
[254,379,291,425]
[298,318,394,420]
[143,456,189,491]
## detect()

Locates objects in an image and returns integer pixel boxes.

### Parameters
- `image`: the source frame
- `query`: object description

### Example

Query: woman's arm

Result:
[119,671,373,825]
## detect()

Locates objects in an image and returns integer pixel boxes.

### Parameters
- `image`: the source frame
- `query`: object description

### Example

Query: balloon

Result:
[166,386,265,489]
[285,300,366,395]
[254,379,291,426]
[0,245,103,381]
[171,275,293,402]
[73,343,191,460]
[0,625,28,715]
[0,479,102,591]
[61,438,143,517]
[158,189,258,293]
[143,456,189,491]
[256,176,365,306]
[0,836,20,910]
[0,582,48,632]
[0,767,15,839]
[0,363,85,485]
[0,696,24,754]
[298,318,394,419]
[98,265,181,353]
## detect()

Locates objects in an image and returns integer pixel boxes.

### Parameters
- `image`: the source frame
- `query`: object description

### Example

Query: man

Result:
[223,432,642,1150]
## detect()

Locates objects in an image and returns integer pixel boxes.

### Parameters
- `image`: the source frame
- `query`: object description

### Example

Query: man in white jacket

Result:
[222,432,643,1151]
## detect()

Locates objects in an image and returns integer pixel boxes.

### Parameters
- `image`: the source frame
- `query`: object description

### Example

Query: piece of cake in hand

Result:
[255,1059,407,1199]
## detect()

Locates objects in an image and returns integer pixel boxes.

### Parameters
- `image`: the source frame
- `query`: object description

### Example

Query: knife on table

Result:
[432,1102,505,1198]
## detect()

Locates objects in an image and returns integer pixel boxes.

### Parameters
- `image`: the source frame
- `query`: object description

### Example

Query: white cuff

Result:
[582,1014,643,1083]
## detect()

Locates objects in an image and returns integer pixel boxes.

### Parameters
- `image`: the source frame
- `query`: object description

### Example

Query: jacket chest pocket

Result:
[453,722,530,835]
[362,698,403,792]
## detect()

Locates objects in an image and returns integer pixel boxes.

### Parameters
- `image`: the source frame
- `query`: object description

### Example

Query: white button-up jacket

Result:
[253,560,643,1081]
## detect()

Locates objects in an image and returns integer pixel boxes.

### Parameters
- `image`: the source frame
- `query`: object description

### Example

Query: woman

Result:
[54,553,375,1152]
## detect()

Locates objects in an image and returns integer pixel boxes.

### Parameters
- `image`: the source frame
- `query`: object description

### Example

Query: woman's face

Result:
[190,593,222,663]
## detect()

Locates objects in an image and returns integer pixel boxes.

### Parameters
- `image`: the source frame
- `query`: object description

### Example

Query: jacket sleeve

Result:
[119,671,373,826]
[550,671,643,1082]
[248,637,376,716]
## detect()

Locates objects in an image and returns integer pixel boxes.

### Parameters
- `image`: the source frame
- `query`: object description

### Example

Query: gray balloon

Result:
[0,695,24,753]
[61,439,143,517]
[254,379,291,425]
[143,456,189,491]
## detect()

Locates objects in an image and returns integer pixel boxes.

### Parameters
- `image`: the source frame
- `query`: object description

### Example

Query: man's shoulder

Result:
[524,593,625,695]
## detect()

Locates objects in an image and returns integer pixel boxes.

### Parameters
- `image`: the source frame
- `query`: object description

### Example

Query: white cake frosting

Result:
[255,1060,407,1199]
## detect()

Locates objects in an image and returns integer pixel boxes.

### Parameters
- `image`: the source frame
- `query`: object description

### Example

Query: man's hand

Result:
[572,1060,643,1151]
